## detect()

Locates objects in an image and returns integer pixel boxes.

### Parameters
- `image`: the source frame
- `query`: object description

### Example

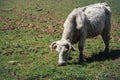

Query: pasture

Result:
[0,0,120,80]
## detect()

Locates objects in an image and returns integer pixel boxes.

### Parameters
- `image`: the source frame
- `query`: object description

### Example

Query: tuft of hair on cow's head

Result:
[49,40,75,66]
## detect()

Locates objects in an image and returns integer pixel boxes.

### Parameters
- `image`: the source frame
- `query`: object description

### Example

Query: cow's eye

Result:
[56,46,62,53]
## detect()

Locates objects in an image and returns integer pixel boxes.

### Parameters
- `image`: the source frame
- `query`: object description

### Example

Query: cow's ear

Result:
[71,46,76,51]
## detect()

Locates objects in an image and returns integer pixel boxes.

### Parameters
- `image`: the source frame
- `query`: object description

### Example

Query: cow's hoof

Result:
[78,58,84,64]
[104,48,109,54]
[68,57,72,60]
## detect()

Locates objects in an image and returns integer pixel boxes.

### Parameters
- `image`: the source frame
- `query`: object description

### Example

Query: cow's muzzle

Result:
[58,62,66,66]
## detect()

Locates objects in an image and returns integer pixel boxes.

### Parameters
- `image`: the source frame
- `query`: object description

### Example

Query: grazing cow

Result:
[50,2,111,66]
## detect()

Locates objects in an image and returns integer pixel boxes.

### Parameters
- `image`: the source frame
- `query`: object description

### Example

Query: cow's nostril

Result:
[58,62,66,66]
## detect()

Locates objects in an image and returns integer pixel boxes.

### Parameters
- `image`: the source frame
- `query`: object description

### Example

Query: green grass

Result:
[0,0,120,80]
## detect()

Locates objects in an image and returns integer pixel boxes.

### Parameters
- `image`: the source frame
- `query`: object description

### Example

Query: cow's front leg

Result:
[78,32,86,63]
[78,44,84,63]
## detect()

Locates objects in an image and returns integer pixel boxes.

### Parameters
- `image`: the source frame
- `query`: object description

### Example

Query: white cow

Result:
[50,2,111,66]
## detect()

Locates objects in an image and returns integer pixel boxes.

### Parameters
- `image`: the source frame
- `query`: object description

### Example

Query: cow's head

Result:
[50,40,75,66]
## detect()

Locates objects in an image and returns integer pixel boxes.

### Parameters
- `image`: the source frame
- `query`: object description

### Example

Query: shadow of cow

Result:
[86,49,120,63]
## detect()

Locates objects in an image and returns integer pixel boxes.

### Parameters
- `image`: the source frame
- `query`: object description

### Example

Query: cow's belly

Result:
[87,29,102,38]
[86,20,105,38]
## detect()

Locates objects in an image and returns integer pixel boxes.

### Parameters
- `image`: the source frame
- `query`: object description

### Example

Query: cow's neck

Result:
[61,27,74,44]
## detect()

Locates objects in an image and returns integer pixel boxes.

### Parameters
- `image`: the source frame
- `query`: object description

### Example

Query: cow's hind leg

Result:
[101,13,111,53]
[101,32,110,53]
[101,9,111,53]
[101,22,111,53]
